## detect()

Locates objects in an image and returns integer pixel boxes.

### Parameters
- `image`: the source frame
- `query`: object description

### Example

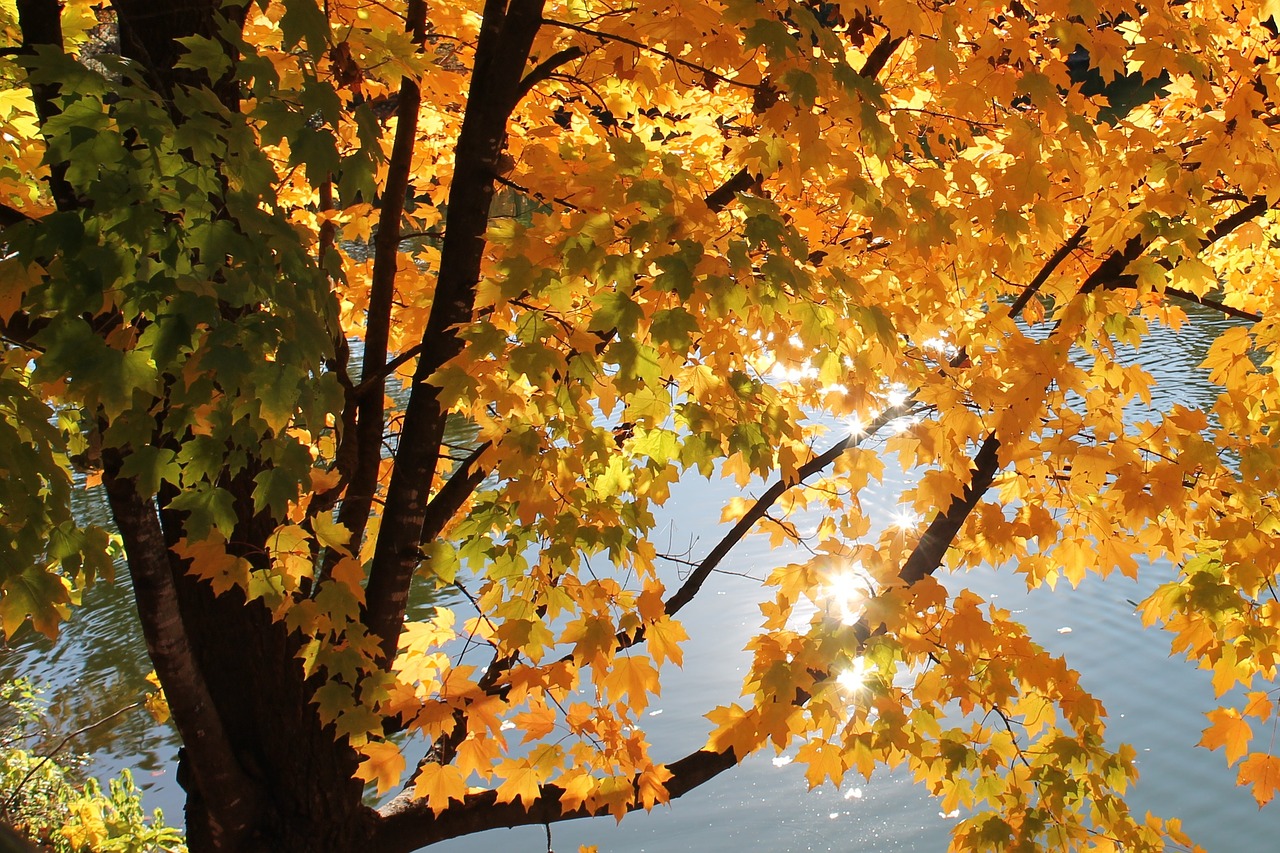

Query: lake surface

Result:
[3,305,1276,851]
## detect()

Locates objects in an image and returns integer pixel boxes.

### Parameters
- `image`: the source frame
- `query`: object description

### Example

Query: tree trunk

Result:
[172,575,379,852]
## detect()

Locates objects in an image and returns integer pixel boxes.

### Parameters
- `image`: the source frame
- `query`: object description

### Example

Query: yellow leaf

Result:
[603,655,659,711]
[637,764,673,810]
[331,556,367,603]
[313,512,353,556]
[646,616,689,667]
[355,740,405,797]
[1243,692,1275,722]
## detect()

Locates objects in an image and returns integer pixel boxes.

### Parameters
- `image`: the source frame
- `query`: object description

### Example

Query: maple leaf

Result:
[355,741,405,797]
[413,762,468,814]
[797,739,846,788]
[1200,708,1253,766]
[494,756,544,810]
[603,655,660,711]
[637,764,673,810]
[1237,753,1280,807]
[173,535,250,596]
[646,616,689,667]
[313,512,353,556]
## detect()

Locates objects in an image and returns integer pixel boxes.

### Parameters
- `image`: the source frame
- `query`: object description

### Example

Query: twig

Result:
[3,700,142,815]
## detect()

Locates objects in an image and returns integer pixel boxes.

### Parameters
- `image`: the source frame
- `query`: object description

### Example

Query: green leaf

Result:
[169,486,239,540]
[781,69,818,106]
[590,291,643,335]
[650,307,699,349]
[743,18,794,61]
[253,467,301,518]
[175,35,233,81]
[607,134,649,177]
[119,446,180,498]
[280,0,331,53]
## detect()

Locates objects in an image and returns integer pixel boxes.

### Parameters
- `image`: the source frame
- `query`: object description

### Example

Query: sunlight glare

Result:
[836,657,870,693]
[890,507,921,531]
[823,565,873,626]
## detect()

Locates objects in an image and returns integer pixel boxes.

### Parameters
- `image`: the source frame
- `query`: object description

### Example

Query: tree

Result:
[1,0,1278,849]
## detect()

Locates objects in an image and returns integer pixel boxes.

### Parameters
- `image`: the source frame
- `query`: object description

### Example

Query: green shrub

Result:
[0,680,184,853]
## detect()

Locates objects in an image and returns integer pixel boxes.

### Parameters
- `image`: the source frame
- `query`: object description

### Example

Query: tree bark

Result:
[364,0,550,663]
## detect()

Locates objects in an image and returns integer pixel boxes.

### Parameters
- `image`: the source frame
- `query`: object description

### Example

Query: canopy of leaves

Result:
[0,0,1279,850]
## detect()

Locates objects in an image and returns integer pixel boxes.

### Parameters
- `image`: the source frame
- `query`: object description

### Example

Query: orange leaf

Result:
[494,756,543,809]
[1237,753,1280,807]
[173,535,250,595]
[413,762,468,814]
[355,741,405,796]
[1199,708,1253,766]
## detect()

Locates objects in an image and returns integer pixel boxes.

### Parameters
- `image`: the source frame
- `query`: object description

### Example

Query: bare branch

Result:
[542,18,759,91]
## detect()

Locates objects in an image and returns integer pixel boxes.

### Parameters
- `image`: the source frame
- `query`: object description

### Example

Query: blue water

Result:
[3,307,1276,850]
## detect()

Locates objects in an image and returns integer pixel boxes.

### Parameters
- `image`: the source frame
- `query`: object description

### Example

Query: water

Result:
[3,306,1276,850]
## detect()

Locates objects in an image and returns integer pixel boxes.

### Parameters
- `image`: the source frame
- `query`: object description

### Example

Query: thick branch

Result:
[859,31,904,81]
[366,0,550,664]
[15,0,76,212]
[334,0,430,563]
[704,168,756,212]
[898,435,1002,585]
[420,441,492,547]
[0,201,34,227]
[515,45,586,102]
[101,451,260,848]
[1006,225,1087,317]
[375,746,738,851]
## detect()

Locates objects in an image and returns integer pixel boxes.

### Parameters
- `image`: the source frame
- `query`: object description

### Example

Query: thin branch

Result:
[1111,281,1263,323]
[542,18,759,90]
[661,404,923,619]
[353,344,425,401]
[515,45,586,102]
[1006,225,1087,317]
[493,172,583,212]
[420,441,492,546]
[2,701,142,815]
